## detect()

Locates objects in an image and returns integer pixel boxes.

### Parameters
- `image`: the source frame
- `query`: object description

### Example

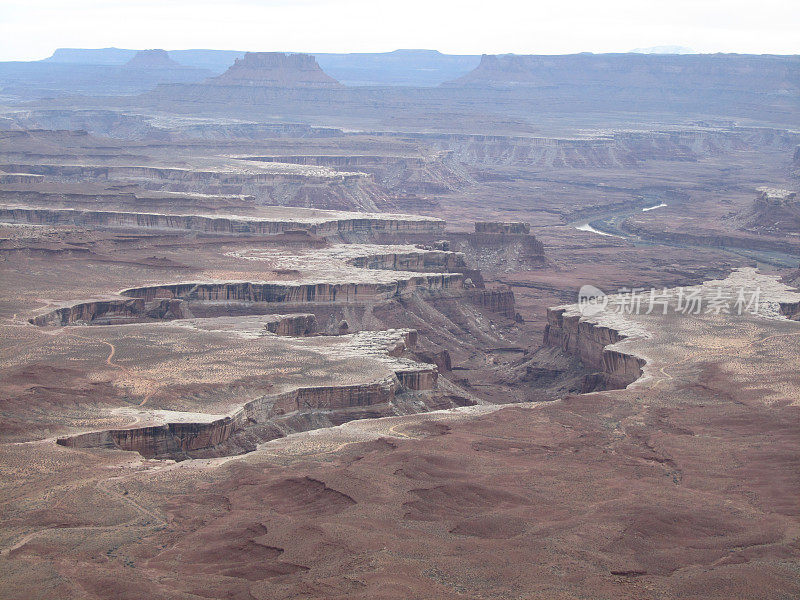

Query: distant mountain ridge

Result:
[447,53,800,91]
[3,48,796,126]
[42,48,481,86]
[630,45,697,54]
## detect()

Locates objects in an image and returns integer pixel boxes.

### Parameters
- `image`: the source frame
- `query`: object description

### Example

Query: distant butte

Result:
[208,51,343,88]
[123,49,184,69]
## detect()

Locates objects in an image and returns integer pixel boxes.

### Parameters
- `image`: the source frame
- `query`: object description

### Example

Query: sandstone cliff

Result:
[56,329,446,459]
[474,221,530,235]
[743,188,800,234]
[0,206,444,237]
[543,307,646,391]
[447,226,545,271]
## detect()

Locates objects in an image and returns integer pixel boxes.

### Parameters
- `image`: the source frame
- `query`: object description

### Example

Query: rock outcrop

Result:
[264,313,317,336]
[29,298,189,326]
[121,276,463,304]
[743,188,800,234]
[56,329,445,459]
[446,223,545,271]
[779,301,800,320]
[467,287,516,318]
[543,307,646,391]
[474,221,530,235]
[346,249,468,273]
[208,52,342,88]
[29,275,466,327]
[0,161,390,212]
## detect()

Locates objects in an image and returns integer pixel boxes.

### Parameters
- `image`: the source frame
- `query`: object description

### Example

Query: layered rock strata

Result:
[26,242,513,328]
[543,307,647,391]
[0,205,444,237]
[446,225,546,271]
[56,329,442,459]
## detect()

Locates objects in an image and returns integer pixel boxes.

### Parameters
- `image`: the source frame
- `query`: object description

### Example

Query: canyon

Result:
[0,46,798,600]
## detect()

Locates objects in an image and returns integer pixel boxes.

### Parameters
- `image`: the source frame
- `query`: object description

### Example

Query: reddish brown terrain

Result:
[0,49,799,599]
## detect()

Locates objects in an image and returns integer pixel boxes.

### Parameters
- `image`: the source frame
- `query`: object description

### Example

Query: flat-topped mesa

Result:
[29,275,466,328]
[124,49,183,69]
[346,249,468,273]
[121,277,463,304]
[442,220,545,271]
[474,221,531,235]
[449,54,546,86]
[744,187,800,233]
[209,52,343,88]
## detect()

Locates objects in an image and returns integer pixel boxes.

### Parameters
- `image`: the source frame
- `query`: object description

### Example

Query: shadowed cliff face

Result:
[543,307,646,392]
[54,328,449,460]
[0,205,446,235]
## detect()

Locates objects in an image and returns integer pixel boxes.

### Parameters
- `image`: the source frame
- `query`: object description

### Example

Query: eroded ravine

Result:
[31,237,512,459]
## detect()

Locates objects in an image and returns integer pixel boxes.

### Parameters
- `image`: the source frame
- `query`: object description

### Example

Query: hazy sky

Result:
[1,0,798,61]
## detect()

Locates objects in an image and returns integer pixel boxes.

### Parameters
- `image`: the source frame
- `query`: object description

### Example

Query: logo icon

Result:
[578,285,608,316]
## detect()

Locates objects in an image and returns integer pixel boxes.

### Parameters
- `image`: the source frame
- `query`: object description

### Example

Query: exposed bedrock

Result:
[240,154,430,168]
[208,52,342,88]
[783,267,800,290]
[385,127,800,168]
[346,249,468,273]
[29,298,190,326]
[447,230,546,271]
[0,173,43,184]
[0,206,444,237]
[238,153,464,203]
[0,186,261,214]
[779,300,800,320]
[743,188,800,234]
[56,330,447,459]
[368,223,545,273]
[121,275,463,303]
[29,275,467,327]
[0,163,365,185]
[543,307,645,391]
